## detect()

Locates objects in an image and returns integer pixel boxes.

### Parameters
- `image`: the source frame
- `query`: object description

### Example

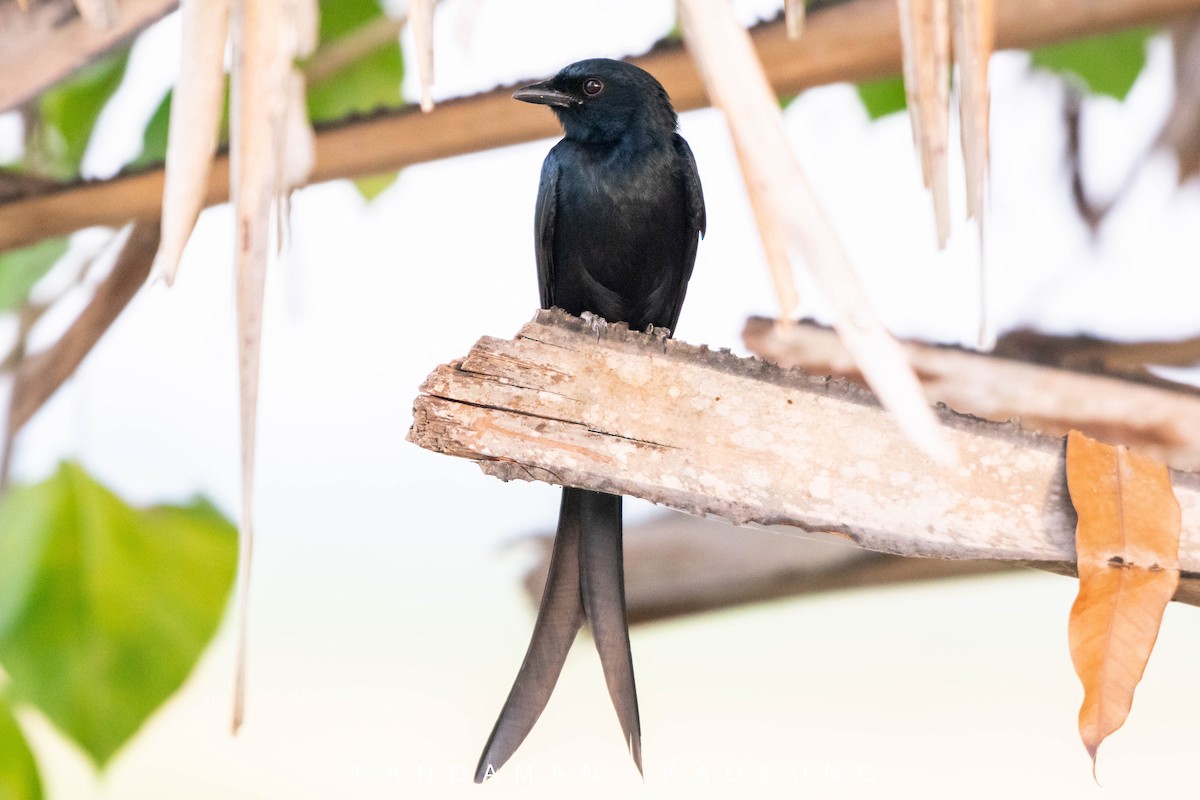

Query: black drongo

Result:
[475,58,706,782]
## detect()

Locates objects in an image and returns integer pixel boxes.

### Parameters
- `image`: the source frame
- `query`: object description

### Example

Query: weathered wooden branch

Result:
[407,310,1200,604]
[0,0,178,114]
[522,511,1012,624]
[991,327,1200,378]
[4,0,1199,252]
[743,317,1200,471]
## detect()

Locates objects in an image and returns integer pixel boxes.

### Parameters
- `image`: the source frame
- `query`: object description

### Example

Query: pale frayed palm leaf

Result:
[677,0,955,464]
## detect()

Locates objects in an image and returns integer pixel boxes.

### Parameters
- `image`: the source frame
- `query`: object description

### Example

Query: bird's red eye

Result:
[583,78,603,96]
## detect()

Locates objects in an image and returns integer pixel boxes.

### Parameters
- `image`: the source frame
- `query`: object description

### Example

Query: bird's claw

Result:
[646,323,669,353]
[584,312,606,342]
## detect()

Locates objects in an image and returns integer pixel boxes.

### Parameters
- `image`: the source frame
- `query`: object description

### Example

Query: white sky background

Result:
[8,0,1200,798]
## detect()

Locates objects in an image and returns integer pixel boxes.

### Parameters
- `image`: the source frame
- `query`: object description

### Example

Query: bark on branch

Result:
[407,310,1200,605]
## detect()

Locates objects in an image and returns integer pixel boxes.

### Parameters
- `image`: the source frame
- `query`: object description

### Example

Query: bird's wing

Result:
[535,148,561,309]
[669,134,707,331]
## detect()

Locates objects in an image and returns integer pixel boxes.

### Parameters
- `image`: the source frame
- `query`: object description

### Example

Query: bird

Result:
[474,58,705,783]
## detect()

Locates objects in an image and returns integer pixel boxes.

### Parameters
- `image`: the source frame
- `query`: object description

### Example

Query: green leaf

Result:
[307,0,404,122]
[132,0,401,169]
[129,91,173,170]
[0,238,70,313]
[0,462,238,767]
[31,51,131,179]
[0,698,42,800]
[856,74,907,119]
[129,84,231,171]
[1030,28,1151,100]
[0,238,70,312]
[353,171,398,200]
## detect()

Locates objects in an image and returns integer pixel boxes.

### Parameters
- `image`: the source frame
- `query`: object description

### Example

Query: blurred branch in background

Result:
[5,0,1200,252]
[521,511,1012,625]
[1160,12,1200,181]
[0,0,178,114]
[7,220,159,442]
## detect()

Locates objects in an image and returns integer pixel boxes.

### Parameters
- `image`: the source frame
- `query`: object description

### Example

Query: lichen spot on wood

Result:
[609,354,652,386]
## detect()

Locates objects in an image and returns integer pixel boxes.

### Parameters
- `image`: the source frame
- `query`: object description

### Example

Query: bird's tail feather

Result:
[576,489,642,774]
[474,489,587,783]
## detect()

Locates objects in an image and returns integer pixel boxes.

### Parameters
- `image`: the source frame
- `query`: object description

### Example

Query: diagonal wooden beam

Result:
[8,218,160,437]
[521,511,1014,625]
[4,0,1200,251]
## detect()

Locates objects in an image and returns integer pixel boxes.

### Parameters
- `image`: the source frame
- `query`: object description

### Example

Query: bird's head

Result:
[512,58,677,144]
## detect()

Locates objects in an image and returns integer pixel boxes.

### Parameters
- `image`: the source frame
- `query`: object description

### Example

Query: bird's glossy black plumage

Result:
[475,58,705,783]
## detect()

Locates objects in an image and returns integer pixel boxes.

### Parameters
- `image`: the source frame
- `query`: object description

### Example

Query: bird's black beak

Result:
[512,80,578,108]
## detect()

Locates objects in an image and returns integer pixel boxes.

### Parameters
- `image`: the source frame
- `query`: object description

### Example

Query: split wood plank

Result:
[407,310,1200,604]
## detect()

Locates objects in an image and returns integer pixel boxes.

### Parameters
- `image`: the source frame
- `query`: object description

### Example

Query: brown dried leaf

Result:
[785,0,804,39]
[153,0,232,286]
[678,0,954,464]
[952,0,994,347]
[897,0,951,246]
[1066,430,1181,768]
[409,0,436,112]
[228,0,316,733]
[952,0,992,222]
[73,0,118,29]
[1159,14,1200,182]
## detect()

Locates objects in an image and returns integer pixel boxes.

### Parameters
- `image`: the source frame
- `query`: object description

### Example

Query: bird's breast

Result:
[551,142,689,329]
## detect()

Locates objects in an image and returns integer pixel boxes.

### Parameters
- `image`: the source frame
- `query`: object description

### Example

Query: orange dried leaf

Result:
[1065,430,1180,769]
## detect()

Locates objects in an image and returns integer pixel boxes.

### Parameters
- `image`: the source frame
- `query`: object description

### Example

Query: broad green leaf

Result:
[133,0,401,170]
[0,698,42,800]
[856,74,907,119]
[0,238,69,313]
[130,85,231,171]
[0,462,237,766]
[130,91,173,170]
[353,171,398,200]
[31,52,131,179]
[307,0,404,122]
[1031,28,1151,100]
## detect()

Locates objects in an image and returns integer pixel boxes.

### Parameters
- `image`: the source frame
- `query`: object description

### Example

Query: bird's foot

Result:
[583,311,607,342]
[645,323,670,353]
